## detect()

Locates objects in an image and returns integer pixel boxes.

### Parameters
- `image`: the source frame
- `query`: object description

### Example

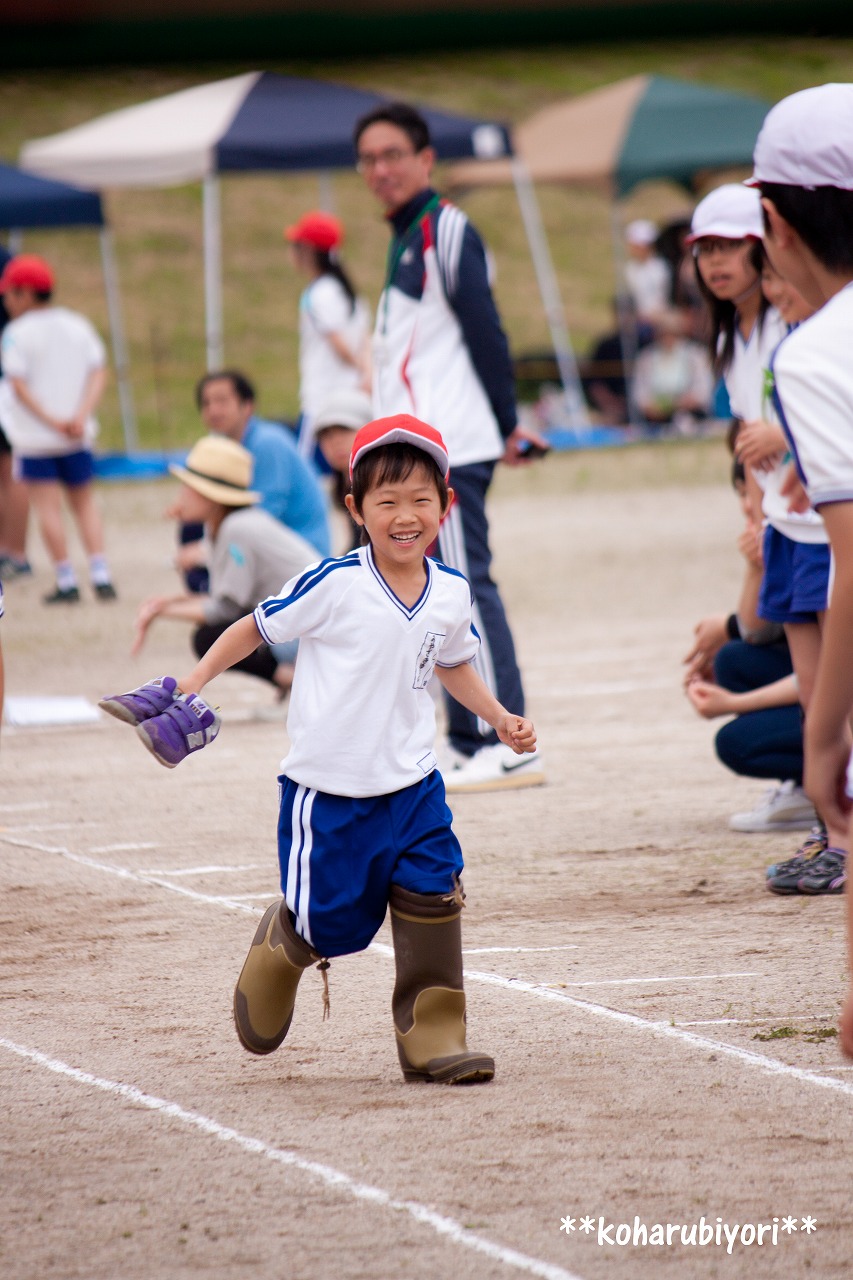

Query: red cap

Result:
[0,254,54,294]
[349,414,450,480]
[284,211,343,253]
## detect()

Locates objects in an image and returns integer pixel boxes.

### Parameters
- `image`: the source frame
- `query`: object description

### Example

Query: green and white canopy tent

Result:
[450,74,772,422]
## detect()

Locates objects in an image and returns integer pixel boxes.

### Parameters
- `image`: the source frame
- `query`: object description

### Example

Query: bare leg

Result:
[24,480,69,566]
[64,482,106,557]
[0,455,29,560]
[787,615,847,850]
[784,620,822,712]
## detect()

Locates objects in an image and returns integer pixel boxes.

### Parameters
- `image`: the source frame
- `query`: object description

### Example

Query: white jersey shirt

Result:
[298,275,369,419]
[254,545,480,798]
[772,283,853,508]
[724,307,787,424]
[0,306,106,456]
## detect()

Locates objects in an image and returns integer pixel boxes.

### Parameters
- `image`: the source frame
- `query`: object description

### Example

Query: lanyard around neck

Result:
[380,193,442,334]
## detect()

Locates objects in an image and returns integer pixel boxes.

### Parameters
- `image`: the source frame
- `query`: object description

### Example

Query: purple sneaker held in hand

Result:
[99,676,179,725]
[136,693,221,768]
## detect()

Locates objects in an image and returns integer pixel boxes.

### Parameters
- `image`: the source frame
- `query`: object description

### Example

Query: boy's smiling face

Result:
[346,461,451,580]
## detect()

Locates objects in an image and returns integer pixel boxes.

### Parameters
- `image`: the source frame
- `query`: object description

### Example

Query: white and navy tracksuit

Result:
[372,187,525,754]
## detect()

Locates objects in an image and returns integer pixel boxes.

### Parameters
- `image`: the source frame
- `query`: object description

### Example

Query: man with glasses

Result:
[353,101,545,793]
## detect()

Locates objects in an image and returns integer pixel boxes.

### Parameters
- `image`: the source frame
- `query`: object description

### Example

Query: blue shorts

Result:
[277,770,463,958]
[18,450,95,487]
[759,525,830,624]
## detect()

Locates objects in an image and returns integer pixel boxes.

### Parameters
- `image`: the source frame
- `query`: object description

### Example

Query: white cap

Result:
[313,388,373,435]
[747,83,853,191]
[626,218,658,246]
[686,183,764,244]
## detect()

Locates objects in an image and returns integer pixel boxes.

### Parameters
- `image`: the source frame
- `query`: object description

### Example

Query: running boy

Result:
[103,415,536,1083]
[748,82,853,1050]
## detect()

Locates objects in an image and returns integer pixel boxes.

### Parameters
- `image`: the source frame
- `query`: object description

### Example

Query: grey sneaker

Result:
[798,847,847,895]
[730,781,817,833]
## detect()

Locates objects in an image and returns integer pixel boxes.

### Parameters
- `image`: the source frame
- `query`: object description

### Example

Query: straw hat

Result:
[169,435,260,506]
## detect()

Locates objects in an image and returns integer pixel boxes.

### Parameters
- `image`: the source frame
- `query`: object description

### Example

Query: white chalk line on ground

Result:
[90,842,160,854]
[0,1036,582,1280]
[138,863,268,876]
[462,946,579,954]
[3,832,851,1100]
[552,972,761,989]
[0,802,50,813]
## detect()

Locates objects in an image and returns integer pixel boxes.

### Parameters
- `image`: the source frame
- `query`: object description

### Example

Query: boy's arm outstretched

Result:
[436,661,536,754]
[176,614,264,696]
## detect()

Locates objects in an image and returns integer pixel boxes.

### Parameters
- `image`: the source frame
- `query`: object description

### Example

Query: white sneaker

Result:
[729,780,817,833]
[443,743,545,794]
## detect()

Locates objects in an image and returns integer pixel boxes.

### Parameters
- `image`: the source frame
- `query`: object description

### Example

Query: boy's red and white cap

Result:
[349,414,450,479]
[746,83,853,191]
[685,183,764,245]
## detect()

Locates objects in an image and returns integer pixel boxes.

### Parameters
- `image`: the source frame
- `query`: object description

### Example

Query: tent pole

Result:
[203,173,223,370]
[98,227,138,452]
[8,229,23,254]
[610,202,642,429]
[318,171,334,211]
[510,157,588,429]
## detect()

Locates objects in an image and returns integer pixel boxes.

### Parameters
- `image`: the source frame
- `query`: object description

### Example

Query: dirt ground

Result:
[1,445,850,1280]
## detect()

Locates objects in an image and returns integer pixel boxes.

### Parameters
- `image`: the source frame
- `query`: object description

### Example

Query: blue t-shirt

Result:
[242,416,330,557]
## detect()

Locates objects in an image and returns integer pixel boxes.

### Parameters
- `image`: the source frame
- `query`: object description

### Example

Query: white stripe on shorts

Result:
[287,785,317,947]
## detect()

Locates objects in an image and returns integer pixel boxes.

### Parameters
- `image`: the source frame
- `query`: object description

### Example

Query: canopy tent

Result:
[449,75,771,425]
[449,75,771,195]
[21,71,587,420]
[0,163,136,448]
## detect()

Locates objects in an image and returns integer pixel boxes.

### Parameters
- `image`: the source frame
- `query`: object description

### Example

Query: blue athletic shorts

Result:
[18,449,95,487]
[277,770,463,958]
[759,525,830,624]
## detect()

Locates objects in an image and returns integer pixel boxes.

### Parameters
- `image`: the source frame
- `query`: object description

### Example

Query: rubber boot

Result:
[389,884,494,1084]
[233,899,318,1055]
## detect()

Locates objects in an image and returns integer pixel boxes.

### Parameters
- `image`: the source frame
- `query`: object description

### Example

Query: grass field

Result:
[2,37,853,448]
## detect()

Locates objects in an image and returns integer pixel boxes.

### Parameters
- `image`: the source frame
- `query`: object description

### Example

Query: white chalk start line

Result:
[2,832,851,1101]
[551,972,761,989]
[0,1036,582,1280]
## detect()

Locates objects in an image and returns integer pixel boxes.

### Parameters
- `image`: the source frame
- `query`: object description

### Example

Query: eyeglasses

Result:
[692,237,749,258]
[356,147,417,173]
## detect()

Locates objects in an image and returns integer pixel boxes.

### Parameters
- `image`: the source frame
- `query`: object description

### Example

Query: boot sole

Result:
[403,1055,495,1084]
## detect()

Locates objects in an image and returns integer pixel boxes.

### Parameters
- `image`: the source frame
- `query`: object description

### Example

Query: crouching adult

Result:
[132,435,316,696]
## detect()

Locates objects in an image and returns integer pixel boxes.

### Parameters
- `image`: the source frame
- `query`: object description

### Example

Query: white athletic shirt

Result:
[254,545,480,797]
[0,306,106,456]
[298,275,369,418]
[724,307,787,424]
[772,283,853,508]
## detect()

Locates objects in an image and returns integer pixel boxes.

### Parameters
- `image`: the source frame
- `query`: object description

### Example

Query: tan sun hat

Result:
[169,435,260,506]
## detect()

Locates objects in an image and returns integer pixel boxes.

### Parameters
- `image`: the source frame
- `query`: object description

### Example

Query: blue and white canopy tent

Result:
[21,70,586,423]
[0,162,136,448]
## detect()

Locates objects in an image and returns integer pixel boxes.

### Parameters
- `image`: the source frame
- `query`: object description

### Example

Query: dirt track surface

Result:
[1,450,849,1279]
